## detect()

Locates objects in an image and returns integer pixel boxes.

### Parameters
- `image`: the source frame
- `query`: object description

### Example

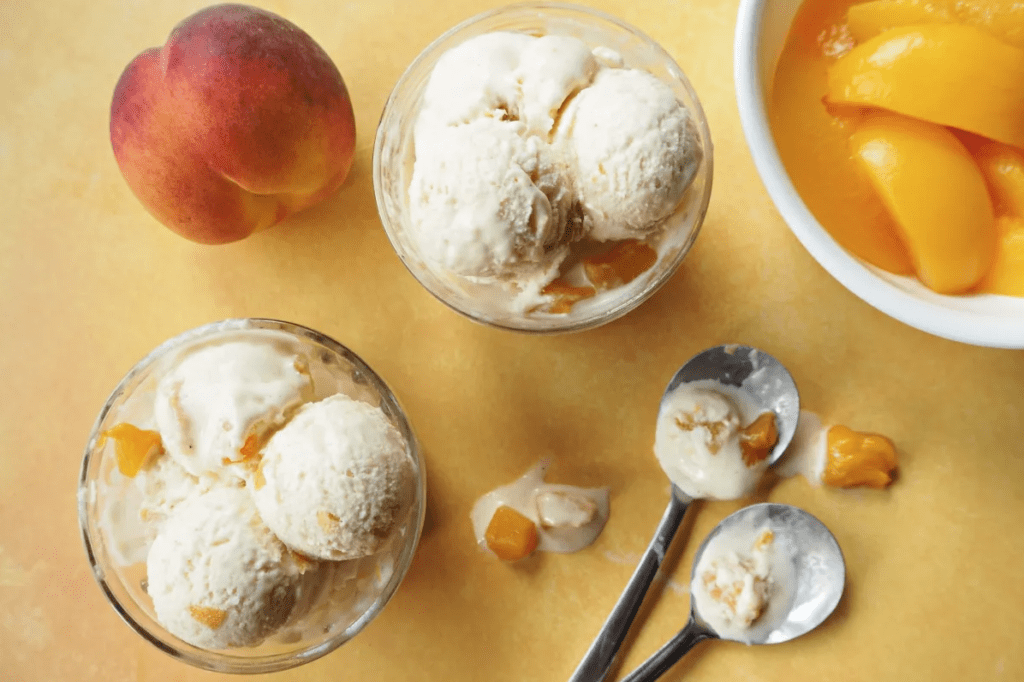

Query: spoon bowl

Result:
[662,344,800,466]
[620,503,846,682]
[568,345,800,682]
[691,502,845,644]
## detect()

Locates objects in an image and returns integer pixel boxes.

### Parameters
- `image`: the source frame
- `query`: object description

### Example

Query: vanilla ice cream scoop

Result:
[408,33,603,289]
[516,35,599,137]
[417,32,597,138]
[409,117,571,280]
[562,68,702,242]
[403,29,708,320]
[146,486,318,650]
[252,393,414,561]
[416,31,532,130]
[153,338,313,478]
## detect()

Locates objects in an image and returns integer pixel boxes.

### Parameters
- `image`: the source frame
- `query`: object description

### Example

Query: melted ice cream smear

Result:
[470,461,610,554]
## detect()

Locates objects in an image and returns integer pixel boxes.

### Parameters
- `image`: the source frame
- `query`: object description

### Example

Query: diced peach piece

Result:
[739,412,779,467]
[100,422,163,478]
[827,24,1024,148]
[846,0,1024,50]
[849,112,997,293]
[189,605,227,630]
[317,510,340,533]
[823,424,898,489]
[542,279,596,315]
[484,506,539,562]
[753,529,774,551]
[582,240,658,290]
[974,217,1024,296]
[222,432,261,466]
[973,141,1024,218]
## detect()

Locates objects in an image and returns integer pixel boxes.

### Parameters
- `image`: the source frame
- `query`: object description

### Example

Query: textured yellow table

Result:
[3,0,1024,680]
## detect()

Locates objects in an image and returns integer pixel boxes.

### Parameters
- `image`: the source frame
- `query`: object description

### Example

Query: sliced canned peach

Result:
[972,140,1024,218]
[953,0,1024,50]
[771,34,914,275]
[827,24,1024,148]
[583,240,658,290]
[849,112,997,293]
[845,0,1024,50]
[541,279,596,315]
[846,1,952,44]
[974,217,1024,296]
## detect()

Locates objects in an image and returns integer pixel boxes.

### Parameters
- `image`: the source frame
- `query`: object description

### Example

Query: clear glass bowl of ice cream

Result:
[374,2,714,333]
[77,319,426,673]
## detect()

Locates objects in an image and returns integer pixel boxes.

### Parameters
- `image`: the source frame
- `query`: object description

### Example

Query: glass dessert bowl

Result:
[374,2,714,333]
[77,318,426,673]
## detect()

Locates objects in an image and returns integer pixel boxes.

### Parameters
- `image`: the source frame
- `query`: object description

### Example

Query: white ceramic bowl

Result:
[734,0,1024,348]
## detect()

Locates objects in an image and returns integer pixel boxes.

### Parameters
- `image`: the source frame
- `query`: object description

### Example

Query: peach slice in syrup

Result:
[845,0,1024,50]
[974,217,1024,297]
[849,112,997,294]
[827,24,1024,149]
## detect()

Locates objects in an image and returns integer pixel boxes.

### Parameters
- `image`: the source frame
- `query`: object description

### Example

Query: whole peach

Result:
[110,4,356,244]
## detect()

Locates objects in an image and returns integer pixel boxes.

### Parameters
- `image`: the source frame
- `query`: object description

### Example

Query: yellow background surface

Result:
[2,0,1023,680]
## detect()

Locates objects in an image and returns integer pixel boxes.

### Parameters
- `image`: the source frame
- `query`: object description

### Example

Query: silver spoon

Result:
[619,503,846,682]
[567,344,799,682]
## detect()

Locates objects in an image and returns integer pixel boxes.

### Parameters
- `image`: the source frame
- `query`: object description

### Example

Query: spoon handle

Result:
[567,488,692,682]
[618,618,717,682]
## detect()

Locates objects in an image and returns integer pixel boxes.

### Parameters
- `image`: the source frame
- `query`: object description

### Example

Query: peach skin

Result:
[110,4,356,244]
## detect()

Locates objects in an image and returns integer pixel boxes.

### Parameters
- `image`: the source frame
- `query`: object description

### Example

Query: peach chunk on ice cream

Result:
[110,4,356,244]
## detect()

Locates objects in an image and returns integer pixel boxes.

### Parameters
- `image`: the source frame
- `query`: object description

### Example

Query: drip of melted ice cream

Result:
[470,461,610,554]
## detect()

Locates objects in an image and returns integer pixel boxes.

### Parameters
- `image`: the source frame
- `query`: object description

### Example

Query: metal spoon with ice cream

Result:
[567,344,799,682]
[619,502,845,682]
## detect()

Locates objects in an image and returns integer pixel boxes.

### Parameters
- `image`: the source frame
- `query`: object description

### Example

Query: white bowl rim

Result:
[733,0,1024,349]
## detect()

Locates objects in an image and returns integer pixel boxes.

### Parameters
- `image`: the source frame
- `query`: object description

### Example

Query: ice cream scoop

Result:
[561,67,703,242]
[146,486,319,650]
[251,393,415,561]
[153,337,314,478]
[567,344,799,682]
[618,503,845,681]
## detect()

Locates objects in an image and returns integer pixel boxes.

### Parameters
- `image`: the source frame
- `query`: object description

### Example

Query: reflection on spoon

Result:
[619,503,846,682]
[566,345,800,682]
